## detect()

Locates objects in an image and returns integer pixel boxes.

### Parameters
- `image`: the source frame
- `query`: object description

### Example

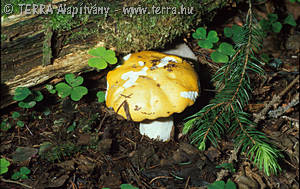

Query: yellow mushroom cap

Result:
[106,51,199,122]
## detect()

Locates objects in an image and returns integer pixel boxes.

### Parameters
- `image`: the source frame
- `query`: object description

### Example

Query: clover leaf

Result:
[11,167,31,180]
[13,87,43,109]
[0,158,10,175]
[207,180,236,189]
[211,42,235,63]
[259,13,282,33]
[193,27,219,49]
[45,84,56,94]
[224,25,244,44]
[55,73,88,101]
[1,119,11,131]
[284,14,297,26]
[88,47,118,70]
[96,91,106,103]
[13,87,31,101]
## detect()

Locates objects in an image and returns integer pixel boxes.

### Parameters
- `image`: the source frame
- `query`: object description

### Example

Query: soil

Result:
[0,1,299,189]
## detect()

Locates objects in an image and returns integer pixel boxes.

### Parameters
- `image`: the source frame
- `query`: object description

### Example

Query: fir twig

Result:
[184,0,282,176]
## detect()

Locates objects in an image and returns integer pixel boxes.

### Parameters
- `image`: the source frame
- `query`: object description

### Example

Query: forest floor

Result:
[0,1,299,189]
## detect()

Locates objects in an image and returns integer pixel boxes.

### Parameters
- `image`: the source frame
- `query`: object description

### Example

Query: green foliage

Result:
[207,180,236,189]
[88,47,118,70]
[184,2,282,176]
[11,167,31,180]
[259,13,282,33]
[192,27,219,49]
[67,121,77,133]
[0,158,10,175]
[97,91,106,103]
[55,73,88,101]
[11,112,24,128]
[224,25,244,44]
[45,84,57,94]
[211,42,235,63]
[1,118,11,131]
[259,13,296,34]
[216,163,236,173]
[49,14,74,31]
[13,87,43,109]
[284,14,297,26]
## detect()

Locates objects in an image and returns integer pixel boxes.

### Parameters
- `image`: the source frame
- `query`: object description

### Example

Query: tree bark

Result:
[1,0,231,109]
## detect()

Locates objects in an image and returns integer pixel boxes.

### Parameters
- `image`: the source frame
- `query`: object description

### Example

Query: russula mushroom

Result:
[105,51,199,141]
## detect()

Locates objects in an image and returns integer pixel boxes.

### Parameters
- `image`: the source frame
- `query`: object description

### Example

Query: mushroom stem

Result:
[139,116,174,141]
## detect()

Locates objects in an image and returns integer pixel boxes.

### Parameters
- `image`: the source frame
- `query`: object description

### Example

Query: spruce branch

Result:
[184,0,282,176]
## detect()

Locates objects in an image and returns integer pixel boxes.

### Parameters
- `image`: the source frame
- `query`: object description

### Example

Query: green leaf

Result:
[18,101,36,109]
[225,180,236,189]
[207,180,225,189]
[198,40,213,49]
[0,120,11,131]
[88,47,117,69]
[104,55,118,65]
[67,122,77,133]
[259,19,271,31]
[218,42,235,56]
[55,82,72,98]
[12,112,20,119]
[224,27,233,38]
[193,27,206,39]
[88,57,108,69]
[96,91,106,102]
[211,51,229,63]
[271,22,282,33]
[192,32,201,39]
[120,184,139,189]
[33,91,44,102]
[70,86,88,101]
[0,158,10,175]
[284,14,297,26]
[17,121,24,127]
[207,30,219,43]
[88,47,105,56]
[13,87,32,101]
[11,172,21,180]
[267,13,278,22]
[65,73,83,87]
[45,84,54,90]
[45,84,56,94]
[20,167,31,175]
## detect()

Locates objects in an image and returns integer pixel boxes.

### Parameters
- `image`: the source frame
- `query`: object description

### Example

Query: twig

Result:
[149,176,172,184]
[254,75,299,123]
[268,93,299,118]
[1,178,32,188]
[184,176,190,189]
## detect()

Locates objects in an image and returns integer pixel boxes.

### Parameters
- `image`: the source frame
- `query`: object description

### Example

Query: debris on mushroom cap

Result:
[106,51,199,122]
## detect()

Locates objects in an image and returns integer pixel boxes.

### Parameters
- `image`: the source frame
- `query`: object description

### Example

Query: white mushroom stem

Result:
[139,116,174,142]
